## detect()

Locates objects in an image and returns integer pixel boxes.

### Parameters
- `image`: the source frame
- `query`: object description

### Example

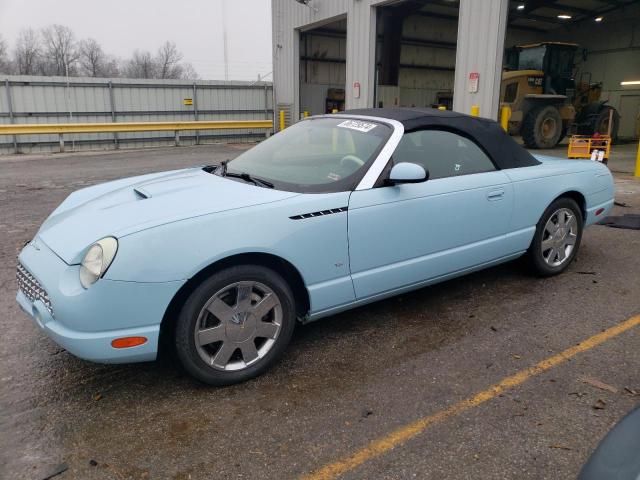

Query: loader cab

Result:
[512,42,577,96]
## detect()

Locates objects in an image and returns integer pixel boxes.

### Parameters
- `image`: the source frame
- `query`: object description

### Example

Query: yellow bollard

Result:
[470,105,480,117]
[279,110,285,131]
[332,108,338,114]
[438,106,446,111]
[500,105,512,132]
[635,139,640,178]
[303,111,309,118]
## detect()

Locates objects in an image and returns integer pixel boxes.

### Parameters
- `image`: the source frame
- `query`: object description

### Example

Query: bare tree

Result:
[155,41,183,79]
[181,62,199,80]
[3,27,200,80]
[124,50,156,79]
[102,56,121,77]
[0,35,12,73]
[13,28,41,75]
[78,38,106,77]
[41,24,78,76]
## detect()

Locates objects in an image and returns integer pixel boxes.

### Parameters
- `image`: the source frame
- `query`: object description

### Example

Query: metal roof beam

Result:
[509,11,566,24]
[522,0,556,14]
[302,28,457,50]
[552,3,598,15]
[571,0,640,24]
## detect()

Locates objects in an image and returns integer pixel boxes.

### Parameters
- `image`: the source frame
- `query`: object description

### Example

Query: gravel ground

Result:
[1,145,639,480]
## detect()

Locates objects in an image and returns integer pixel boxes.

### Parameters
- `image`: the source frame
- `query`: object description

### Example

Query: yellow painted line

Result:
[302,314,640,480]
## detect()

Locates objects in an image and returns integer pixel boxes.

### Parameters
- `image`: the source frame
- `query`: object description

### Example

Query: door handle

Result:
[486,189,505,201]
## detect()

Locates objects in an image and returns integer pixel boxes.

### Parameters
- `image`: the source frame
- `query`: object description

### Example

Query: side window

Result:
[392,129,496,180]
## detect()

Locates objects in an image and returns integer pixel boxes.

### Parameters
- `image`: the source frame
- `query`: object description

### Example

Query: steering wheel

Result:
[340,155,365,171]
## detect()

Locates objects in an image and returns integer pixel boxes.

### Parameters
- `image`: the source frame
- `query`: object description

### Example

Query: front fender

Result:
[105,192,355,313]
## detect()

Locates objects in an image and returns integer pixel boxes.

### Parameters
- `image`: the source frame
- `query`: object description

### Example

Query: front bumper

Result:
[17,238,185,364]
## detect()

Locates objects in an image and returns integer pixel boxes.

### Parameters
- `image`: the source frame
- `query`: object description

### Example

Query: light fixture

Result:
[517,4,525,10]
[594,16,603,22]
[621,80,640,86]
[557,14,572,19]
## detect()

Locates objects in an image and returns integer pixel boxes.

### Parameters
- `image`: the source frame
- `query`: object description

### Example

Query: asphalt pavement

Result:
[1,145,639,480]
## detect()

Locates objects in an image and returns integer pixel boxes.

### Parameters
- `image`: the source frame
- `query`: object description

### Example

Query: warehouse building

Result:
[272,0,640,142]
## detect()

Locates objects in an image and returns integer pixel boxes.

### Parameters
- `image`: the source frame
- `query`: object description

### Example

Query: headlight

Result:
[79,237,118,289]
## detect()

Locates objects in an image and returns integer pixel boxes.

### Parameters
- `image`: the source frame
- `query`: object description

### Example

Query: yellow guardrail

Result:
[0,120,273,153]
[0,120,273,135]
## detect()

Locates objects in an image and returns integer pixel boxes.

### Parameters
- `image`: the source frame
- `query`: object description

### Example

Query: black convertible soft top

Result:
[343,107,540,170]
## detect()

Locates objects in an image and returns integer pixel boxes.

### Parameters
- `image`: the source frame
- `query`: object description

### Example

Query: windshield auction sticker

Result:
[337,120,377,133]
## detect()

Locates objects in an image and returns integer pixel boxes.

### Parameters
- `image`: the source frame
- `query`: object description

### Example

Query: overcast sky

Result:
[0,0,273,81]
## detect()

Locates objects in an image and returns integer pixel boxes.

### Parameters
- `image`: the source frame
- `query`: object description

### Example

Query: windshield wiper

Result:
[212,160,273,188]
[226,172,274,189]
[216,159,230,177]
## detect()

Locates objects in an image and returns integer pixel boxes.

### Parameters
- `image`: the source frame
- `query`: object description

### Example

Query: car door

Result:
[348,128,515,300]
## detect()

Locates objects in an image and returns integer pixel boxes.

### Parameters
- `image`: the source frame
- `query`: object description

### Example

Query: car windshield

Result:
[224,117,392,193]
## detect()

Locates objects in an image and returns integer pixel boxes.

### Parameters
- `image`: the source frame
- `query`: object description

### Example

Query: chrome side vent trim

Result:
[289,207,348,220]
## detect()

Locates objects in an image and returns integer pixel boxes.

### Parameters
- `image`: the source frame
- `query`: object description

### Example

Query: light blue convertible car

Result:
[17,108,614,385]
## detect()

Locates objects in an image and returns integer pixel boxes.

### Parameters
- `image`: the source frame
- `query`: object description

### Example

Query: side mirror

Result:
[387,162,429,185]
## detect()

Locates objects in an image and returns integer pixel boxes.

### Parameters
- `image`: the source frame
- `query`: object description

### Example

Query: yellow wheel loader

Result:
[501,42,619,149]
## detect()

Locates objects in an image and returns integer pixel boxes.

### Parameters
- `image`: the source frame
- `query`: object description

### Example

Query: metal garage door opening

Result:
[299,17,348,117]
[502,0,640,149]
[374,0,459,111]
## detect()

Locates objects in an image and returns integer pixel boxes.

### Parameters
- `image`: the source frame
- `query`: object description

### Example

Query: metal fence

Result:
[0,75,273,154]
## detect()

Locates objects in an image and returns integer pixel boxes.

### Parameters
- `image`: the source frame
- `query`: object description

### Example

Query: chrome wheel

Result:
[194,281,282,371]
[541,208,578,267]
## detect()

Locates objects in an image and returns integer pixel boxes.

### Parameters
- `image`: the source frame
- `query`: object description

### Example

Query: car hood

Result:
[38,168,299,264]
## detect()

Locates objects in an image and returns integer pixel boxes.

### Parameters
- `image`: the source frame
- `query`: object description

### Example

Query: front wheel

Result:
[522,105,563,149]
[528,198,583,276]
[175,265,296,385]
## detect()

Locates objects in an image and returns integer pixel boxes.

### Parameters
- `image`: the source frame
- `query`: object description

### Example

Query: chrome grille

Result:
[17,263,53,317]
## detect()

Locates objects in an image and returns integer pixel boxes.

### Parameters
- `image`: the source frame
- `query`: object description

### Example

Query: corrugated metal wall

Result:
[0,76,273,154]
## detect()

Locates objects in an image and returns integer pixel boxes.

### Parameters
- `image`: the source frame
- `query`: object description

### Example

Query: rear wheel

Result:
[522,105,563,149]
[528,197,583,276]
[175,265,296,385]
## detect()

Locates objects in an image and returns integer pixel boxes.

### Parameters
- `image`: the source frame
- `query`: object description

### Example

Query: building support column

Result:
[272,8,300,130]
[345,1,376,110]
[453,0,508,120]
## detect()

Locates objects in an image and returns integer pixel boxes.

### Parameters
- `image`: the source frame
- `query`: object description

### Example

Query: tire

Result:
[592,106,620,142]
[528,197,583,277]
[175,265,296,385]
[522,105,563,149]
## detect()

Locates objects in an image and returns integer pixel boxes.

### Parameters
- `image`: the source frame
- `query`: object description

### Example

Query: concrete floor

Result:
[1,144,639,480]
